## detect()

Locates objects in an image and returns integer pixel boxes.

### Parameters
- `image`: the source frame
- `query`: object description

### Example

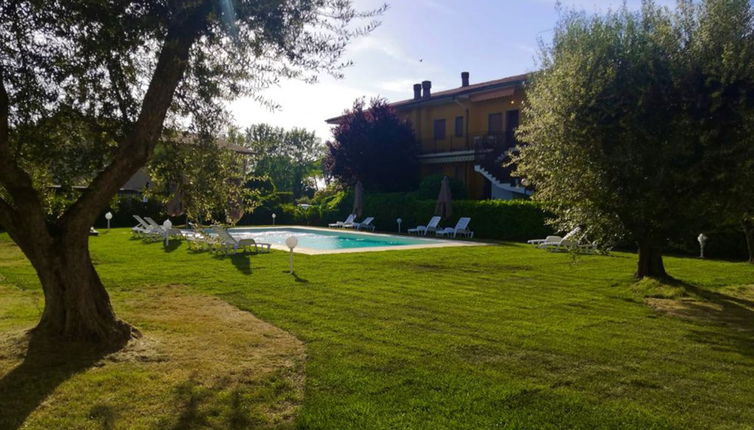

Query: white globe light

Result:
[286,236,298,249]
[396,218,402,223]
[105,211,113,220]
[163,219,172,229]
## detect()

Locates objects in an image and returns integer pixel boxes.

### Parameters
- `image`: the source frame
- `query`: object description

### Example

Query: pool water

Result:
[230,227,443,251]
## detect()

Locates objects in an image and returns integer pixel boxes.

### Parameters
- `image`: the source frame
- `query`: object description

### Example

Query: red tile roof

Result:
[325,73,529,124]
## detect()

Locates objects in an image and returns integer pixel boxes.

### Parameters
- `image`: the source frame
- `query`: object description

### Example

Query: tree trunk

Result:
[28,232,134,347]
[743,218,754,264]
[636,242,667,279]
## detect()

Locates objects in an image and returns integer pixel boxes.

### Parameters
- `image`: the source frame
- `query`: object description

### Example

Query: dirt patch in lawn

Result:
[0,284,305,430]
[646,284,754,334]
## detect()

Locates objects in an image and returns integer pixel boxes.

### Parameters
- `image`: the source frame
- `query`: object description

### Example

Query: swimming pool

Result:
[229,226,481,254]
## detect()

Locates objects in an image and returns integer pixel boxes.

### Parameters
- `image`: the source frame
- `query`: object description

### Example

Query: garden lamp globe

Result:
[286,236,298,274]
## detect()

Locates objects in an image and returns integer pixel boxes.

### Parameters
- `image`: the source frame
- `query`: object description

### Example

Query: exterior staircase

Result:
[472,135,531,199]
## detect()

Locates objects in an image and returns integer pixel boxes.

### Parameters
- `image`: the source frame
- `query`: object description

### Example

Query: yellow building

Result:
[327,72,532,200]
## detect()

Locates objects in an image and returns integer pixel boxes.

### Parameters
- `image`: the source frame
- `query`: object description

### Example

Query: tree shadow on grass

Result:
[0,334,119,430]
[211,253,253,276]
[163,240,182,253]
[652,278,754,357]
[166,378,258,430]
[230,254,252,276]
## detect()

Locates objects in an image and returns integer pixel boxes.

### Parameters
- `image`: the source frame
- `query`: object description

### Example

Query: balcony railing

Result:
[419,136,471,154]
[419,132,516,155]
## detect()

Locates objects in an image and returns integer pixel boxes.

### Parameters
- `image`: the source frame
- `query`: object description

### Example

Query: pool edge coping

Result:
[229,225,488,255]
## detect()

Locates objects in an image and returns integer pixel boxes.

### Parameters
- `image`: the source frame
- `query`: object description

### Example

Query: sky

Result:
[229,0,676,141]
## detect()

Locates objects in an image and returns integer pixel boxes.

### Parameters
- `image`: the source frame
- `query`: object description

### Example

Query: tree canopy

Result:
[241,124,324,199]
[0,0,382,345]
[324,98,419,192]
[514,0,754,278]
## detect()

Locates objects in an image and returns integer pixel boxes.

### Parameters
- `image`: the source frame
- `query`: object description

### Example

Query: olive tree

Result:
[0,0,381,346]
[514,0,754,278]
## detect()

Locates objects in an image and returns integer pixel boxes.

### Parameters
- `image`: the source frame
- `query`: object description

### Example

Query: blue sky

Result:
[229,0,675,140]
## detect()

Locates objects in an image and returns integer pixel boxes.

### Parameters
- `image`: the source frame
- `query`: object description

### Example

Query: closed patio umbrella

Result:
[352,180,364,217]
[226,160,248,225]
[435,176,452,219]
[166,184,186,217]
[226,203,244,225]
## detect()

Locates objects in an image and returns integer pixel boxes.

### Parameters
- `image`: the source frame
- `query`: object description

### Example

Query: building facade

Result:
[327,72,531,200]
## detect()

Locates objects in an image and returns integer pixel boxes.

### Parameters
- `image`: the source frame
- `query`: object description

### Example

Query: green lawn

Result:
[1,229,753,429]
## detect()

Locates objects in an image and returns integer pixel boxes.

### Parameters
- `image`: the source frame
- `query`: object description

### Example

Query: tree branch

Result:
[61,22,202,233]
[0,73,7,150]
[0,196,14,231]
[0,75,50,241]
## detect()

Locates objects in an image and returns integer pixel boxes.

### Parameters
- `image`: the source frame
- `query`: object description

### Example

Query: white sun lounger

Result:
[435,217,473,238]
[408,216,441,236]
[527,235,562,246]
[211,226,271,255]
[329,214,356,228]
[143,217,182,242]
[538,227,594,252]
[345,217,375,231]
[184,223,218,250]
[131,215,153,237]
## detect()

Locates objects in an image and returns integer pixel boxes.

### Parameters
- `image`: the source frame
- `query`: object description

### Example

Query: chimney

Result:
[461,71,470,87]
[421,80,431,98]
[413,83,422,100]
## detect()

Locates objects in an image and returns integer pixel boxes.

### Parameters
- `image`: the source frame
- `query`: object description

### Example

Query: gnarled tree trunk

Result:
[29,232,134,346]
[0,15,201,346]
[636,241,667,279]
[743,218,754,264]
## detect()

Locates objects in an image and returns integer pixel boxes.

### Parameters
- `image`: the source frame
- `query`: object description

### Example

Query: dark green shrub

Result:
[95,195,168,228]
[276,192,294,204]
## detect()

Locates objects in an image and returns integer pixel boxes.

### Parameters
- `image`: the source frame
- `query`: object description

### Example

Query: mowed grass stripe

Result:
[1,229,754,429]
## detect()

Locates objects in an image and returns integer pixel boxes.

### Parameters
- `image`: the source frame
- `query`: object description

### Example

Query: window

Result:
[488,113,503,134]
[433,119,446,140]
[454,116,464,137]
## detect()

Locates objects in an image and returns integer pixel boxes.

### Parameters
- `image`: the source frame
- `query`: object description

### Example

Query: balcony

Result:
[419,133,514,155]
[419,136,472,154]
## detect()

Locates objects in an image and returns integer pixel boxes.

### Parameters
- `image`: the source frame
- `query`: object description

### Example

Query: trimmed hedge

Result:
[235,190,551,241]
[348,193,552,241]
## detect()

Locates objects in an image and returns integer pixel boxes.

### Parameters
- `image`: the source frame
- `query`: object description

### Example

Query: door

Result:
[505,109,520,147]
[488,113,503,135]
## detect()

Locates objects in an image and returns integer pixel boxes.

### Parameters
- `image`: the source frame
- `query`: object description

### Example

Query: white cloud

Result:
[228,79,374,141]
[348,35,419,66]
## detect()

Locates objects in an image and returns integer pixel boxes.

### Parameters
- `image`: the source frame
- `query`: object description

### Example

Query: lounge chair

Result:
[183,223,218,250]
[329,214,356,228]
[345,217,375,231]
[527,235,562,246]
[211,226,271,255]
[435,217,474,238]
[132,215,156,237]
[538,227,594,252]
[408,216,441,236]
[143,217,182,242]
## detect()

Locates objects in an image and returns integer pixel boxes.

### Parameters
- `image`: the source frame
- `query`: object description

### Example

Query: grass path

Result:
[1,230,753,429]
